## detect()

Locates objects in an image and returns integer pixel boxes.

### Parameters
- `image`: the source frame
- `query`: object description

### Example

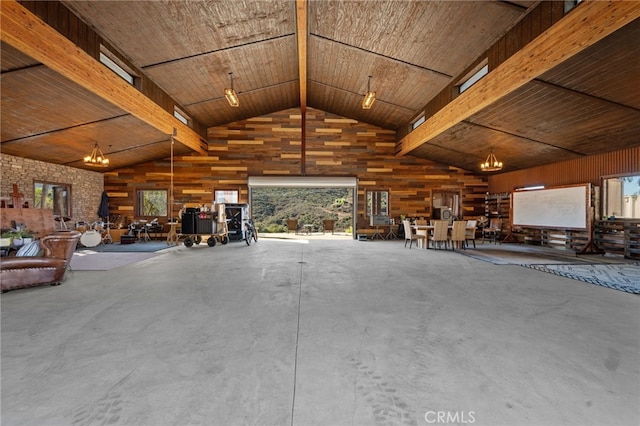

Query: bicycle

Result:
[244,219,258,245]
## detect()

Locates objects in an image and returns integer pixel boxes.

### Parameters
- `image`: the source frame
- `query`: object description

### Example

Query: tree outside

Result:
[251,187,353,233]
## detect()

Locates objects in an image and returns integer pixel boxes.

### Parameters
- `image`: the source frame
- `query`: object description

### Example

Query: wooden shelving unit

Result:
[594,219,640,260]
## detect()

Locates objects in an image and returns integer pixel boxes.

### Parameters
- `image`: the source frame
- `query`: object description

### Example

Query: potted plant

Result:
[10,230,25,247]
[21,229,34,244]
[1,231,13,247]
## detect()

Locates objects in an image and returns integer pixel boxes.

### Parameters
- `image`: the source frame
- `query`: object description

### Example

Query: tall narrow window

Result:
[602,175,640,219]
[367,190,389,216]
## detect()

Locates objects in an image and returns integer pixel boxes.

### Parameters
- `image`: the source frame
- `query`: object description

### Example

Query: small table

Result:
[371,226,384,240]
[372,224,396,240]
[303,224,313,235]
[385,225,398,240]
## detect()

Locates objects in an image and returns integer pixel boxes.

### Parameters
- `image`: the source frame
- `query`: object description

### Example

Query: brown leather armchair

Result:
[1,231,81,292]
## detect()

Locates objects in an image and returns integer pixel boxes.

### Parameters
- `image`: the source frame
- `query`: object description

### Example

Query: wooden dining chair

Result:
[402,219,426,249]
[322,219,335,234]
[450,220,468,250]
[465,219,477,248]
[430,220,449,250]
[482,218,502,244]
[414,219,428,245]
[287,219,298,234]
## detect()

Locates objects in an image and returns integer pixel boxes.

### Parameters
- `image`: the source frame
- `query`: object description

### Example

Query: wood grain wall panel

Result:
[104,108,488,226]
[488,146,640,193]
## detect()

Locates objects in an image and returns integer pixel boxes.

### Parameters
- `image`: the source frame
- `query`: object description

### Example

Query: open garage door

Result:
[248,176,358,238]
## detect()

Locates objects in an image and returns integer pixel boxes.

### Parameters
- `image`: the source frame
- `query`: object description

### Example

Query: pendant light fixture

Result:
[480,150,503,172]
[362,75,375,110]
[224,72,239,107]
[83,142,109,167]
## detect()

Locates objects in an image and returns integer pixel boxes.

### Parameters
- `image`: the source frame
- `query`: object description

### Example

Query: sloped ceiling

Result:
[1,1,639,173]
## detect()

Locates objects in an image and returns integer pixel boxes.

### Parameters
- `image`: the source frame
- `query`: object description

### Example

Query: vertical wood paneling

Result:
[489,146,640,193]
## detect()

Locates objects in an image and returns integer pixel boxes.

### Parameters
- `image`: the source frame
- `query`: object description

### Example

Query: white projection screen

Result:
[512,185,589,230]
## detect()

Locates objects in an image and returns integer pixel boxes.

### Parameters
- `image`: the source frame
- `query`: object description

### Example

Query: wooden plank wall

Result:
[104,108,488,228]
[0,208,56,237]
[488,146,640,193]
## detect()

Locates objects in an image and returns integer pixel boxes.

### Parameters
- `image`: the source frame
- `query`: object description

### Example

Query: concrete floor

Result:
[2,238,639,426]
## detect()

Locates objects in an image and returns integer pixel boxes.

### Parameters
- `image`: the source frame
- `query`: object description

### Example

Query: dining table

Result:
[411,224,455,249]
[411,224,434,249]
[411,222,475,249]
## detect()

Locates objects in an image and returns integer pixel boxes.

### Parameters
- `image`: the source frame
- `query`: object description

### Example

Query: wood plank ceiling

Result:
[1,0,639,173]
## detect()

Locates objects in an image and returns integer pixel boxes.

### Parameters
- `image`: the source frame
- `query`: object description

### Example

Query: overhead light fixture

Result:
[224,72,239,107]
[83,142,109,167]
[362,75,375,110]
[480,150,503,172]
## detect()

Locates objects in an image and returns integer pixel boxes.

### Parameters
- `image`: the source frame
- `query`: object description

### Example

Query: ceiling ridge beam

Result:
[0,0,207,155]
[296,0,307,112]
[396,0,640,157]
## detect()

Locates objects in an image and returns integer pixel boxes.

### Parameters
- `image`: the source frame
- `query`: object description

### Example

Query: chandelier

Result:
[224,72,239,107]
[362,75,375,109]
[480,150,502,172]
[84,142,109,167]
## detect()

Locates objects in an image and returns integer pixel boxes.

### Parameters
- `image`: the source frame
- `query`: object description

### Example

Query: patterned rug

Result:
[522,263,640,294]
[78,241,171,252]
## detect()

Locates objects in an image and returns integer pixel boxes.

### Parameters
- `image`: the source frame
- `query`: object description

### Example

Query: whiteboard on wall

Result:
[512,185,589,230]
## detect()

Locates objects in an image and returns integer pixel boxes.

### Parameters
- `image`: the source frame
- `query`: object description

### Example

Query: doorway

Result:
[247,176,358,238]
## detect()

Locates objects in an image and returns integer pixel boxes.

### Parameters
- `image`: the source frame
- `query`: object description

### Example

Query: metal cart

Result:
[181,205,229,248]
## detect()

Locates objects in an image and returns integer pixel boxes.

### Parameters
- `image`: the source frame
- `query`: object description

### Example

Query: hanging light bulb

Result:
[225,72,239,107]
[362,75,376,110]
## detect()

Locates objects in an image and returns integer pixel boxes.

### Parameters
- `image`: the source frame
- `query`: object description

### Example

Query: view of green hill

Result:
[251,187,354,233]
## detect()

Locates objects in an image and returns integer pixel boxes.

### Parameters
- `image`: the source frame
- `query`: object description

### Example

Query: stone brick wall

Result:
[1,154,104,223]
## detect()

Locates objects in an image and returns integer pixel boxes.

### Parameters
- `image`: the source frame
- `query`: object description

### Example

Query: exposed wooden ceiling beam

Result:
[296,0,307,113]
[397,0,640,157]
[0,0,207,155]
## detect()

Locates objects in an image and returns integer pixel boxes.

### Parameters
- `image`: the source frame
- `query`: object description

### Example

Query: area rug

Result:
[458,244,624,266]
[459,247,585,265]
[522,263,640,294]
[79,241,171,253]
[70,251,164,271]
